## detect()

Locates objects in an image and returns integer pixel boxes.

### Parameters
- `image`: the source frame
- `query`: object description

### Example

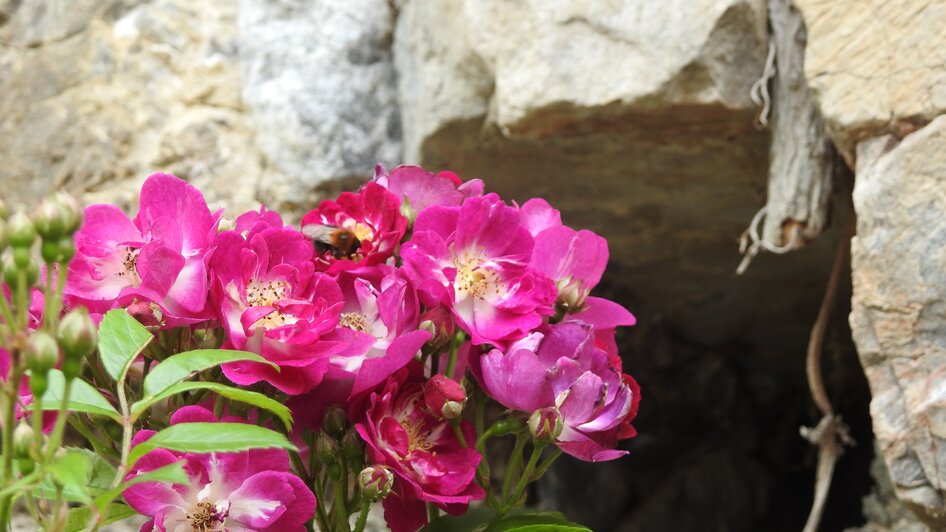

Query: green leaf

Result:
[127,422,297,468]
[46,450,91,503]
[141,349,276,397]
[34,447,118,503]
[131,381,292,429]
[483,512,591,532]
[423,507,494,532]
[36,369,121,422]
[97,309,153,382]
[94,460,189,512]
[65,503,137,532]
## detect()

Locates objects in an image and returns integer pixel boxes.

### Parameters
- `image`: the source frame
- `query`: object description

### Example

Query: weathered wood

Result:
[761,0,834,247]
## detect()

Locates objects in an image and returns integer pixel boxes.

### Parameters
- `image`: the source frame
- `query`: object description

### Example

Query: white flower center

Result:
[339,312,369,332]
[245,279,293,329]
[453,251,502,300]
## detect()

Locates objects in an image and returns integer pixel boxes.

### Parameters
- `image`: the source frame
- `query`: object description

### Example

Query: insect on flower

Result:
[302,223,362,259]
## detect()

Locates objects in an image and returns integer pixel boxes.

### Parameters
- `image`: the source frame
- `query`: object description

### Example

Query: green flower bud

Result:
[323,405,349,440]
[8,211,36,249]
[29,372,48,398]
[314,431,339,464]
[0,199,9,221]
[2,256,17,286]
[358,466,393,502]
[12,246,31,269]
[528,407,564,443]
[26,331,60,376]
[52,193,83,236]
[41,240,61,264]
[32,199,66,241]
[57,236,76,263]
[13,423,34,459]
[341,429,364,462]
[58,307,97,363]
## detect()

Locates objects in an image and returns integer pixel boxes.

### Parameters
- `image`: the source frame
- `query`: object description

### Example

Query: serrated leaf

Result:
[483,512,591,532]
[34,447,117,503]
[36,369,121,422]
[46,450,91,503]
[98,309,153,382]
[142,349,276,397]
[131,381,292,429]
[94,460,189,512]
[127,422,296,468]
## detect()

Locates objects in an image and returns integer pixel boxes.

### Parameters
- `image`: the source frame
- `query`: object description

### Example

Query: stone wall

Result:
[2,0,944,529]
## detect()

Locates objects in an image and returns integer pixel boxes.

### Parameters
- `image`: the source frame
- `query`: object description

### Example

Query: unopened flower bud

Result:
[8,211,36,250]
[12,246,31,270]
[341,429,364,461]
[424,374,466,421]
[32,199,66,241]
[58,307,97,363]
[26,331,59,376]
[358,466,393,502]
[2,256,17,286]
[418,306,454,348]
[314,432,339,464]
[13,423,34,459]
[528,407,564,443]
[127,301,163,331]
[323,405,349,440]
[399,197,416,226]
[57,237,76,263]
[51,193,82,236]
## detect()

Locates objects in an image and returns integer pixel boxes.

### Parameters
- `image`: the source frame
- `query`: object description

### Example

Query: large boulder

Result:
[851,115,946,527]
[794,0,946,163]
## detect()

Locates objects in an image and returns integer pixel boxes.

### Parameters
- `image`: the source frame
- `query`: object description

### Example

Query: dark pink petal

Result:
[571,296,636,328]
[122,449,187,517]
[556,425,628,462]
[350,329,429,397]
[135,173,216,254]
[265,472,316,530]
[382,485,428,532]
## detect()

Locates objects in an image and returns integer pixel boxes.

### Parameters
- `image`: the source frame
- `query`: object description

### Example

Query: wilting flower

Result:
[209,224,345,395]
[301,182,407,272]
[124,406,315,531]
[372,164,484,215]
[354,368,484,532]
[65,173,220,324]
[401,194,556,347]
[322,266,430,397]
[478,320,640,462]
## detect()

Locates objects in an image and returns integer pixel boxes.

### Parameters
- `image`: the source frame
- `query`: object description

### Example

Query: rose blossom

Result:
[321,266,430,397]
[353,367,483,532]
[478,320,640,462]
[401,194,556,347]
[65,173,220,325]
[124,406,315,531]
[300,182,406,272]
[209,222,345,395]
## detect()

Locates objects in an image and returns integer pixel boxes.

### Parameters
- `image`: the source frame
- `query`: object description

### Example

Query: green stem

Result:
[42,262,55,333]
[507,443,544,511]
[333,472,351,532]
[289,450,313,487]
[531,448,563,483]
[451,422,467,447]
[0,288,16,333]
[43,378,73,462]
[501,431,528,502]
[427,502,439,524]
[310,472,331,532]
[444,336,459,380]
[111,376,133,488]
[352,500,371,532]
[16,269,28,330]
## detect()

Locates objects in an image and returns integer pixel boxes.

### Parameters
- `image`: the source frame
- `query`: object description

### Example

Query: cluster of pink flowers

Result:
[59,167,640,531]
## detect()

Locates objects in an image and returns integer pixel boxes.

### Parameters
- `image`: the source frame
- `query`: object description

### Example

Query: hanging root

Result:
[750,41,777,129]
[736,206,803,275]
[800,215,856,532]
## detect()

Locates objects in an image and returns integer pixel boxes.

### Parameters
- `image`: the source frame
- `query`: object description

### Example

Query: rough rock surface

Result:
[794,0,946,163]
[238,0,401,211]
[851,115,946,527]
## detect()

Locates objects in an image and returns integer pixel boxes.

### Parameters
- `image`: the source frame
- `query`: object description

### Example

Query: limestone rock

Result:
[851,115,946,527]
[0,0,271,215]
[238,0,402,212]
[395,0,769,161]
[795,0,946,163]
